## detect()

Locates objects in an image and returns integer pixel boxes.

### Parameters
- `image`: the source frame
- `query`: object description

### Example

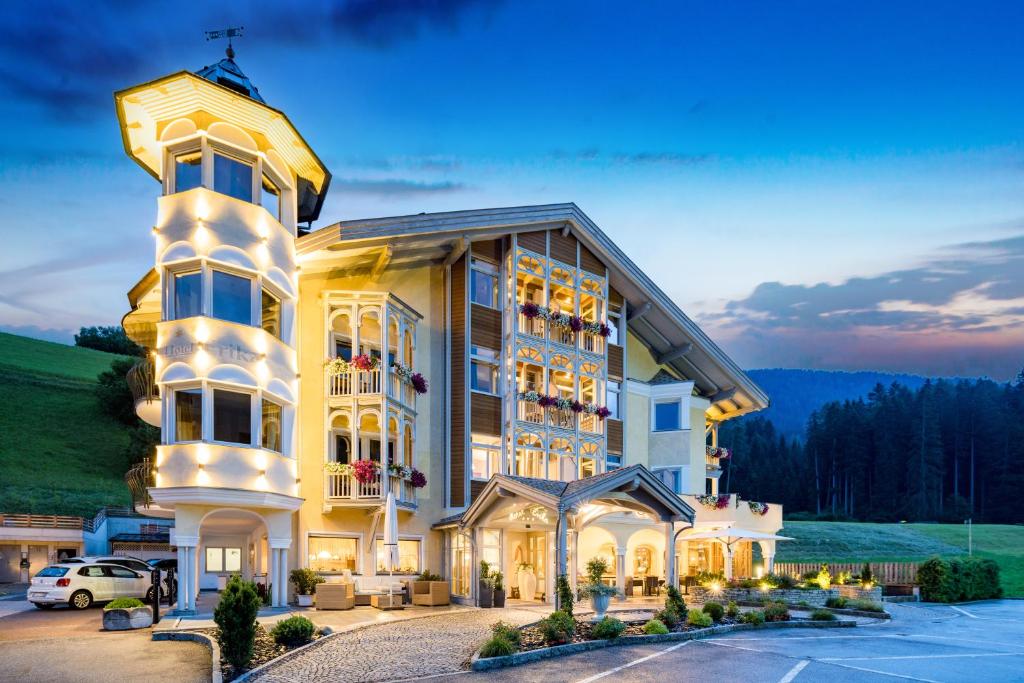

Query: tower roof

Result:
[194,57,265,103]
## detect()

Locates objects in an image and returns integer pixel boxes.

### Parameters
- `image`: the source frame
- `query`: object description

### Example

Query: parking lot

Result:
[453,600,1024,683]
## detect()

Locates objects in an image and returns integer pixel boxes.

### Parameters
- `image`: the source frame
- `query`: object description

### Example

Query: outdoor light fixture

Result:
[710,581,722,593]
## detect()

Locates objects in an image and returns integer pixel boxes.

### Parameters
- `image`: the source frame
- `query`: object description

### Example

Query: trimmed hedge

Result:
[918,556,1001,602]
[270,616,316,646]
[105,597,146,610]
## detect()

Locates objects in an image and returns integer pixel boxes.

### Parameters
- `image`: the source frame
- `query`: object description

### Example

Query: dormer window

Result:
[213,152,254,202]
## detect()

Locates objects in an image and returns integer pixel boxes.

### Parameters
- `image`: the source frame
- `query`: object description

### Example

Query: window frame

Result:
[652,399,683,432]
[307,532,362,575]
[652,467,684,495]
[373,535,424,575]
[171,269,203,320]
[470,257,500,309]
[211,387,255,447]
[261,398,283,453]
[173,385,204,443]
[470,346,500,396]
[606,380,621,420]
[211,267,255,327]
[470,434,502,481]
[212,148,256,203]
[205,546,242,574]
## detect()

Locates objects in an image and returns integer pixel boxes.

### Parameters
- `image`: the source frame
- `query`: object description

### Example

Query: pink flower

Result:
[352,354,377,371]
[596,406,612,420]
[716,494,731,509]
[599,323,611,338]
[352,459,380,484]
[411,373,428,394]
[520,302,541,319]
[409,469,427,488]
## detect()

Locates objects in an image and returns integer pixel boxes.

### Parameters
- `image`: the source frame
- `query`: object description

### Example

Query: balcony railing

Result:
[518,399,545,425]
[579,412,602,434]
[325,470,417,507]
[127,357,160,426]
[0,513,85,530]
[548,406,576,430]
[125,457,154,508]
[705,445,730,471]
[515,315,605,355]
[327,365,419,409]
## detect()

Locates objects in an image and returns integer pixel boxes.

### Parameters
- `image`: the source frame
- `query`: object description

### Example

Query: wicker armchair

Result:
[316,582,355,610]
[411,580,450,606]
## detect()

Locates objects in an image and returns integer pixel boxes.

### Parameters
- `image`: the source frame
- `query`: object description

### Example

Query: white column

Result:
[176,545,189,612]
[664,521,676,590]
[723,547,734,581]
[279,549,289,607]
[191,545,200,611]
[555,512,568,609]
[615,547,626,601]
[765,554,775,574]
[270,549,280,607]
[569,529,578,593]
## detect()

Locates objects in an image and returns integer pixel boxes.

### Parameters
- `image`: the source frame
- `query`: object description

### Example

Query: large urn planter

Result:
[478,580,494,608]
[103,606,153,631]
[493,588,506,608]
[590,593,612,621]
[517,569,537,601]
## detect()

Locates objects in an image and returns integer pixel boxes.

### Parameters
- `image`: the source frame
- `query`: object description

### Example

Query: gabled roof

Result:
[298,203,768,418]
[455,465,694,528]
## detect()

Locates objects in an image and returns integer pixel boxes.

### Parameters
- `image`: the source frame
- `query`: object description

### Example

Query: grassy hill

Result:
[777,520,1024,597]
[0,332,135,517]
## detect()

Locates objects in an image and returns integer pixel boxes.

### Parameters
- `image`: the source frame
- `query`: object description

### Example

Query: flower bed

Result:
[689,585,838,607]
[193,625,324,682]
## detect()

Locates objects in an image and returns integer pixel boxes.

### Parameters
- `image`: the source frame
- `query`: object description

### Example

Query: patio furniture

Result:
[624,577,634,597]
[355,590,383,606]
[411,580,450,606]
[316,582,354,610]
[644,576,659,596]
[371,593,404,610]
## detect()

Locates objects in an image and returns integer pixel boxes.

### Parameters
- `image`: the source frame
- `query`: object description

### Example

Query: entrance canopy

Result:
[455,464,695,530]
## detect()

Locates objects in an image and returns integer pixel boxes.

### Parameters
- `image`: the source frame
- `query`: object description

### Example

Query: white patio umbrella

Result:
[678,527,793,579]
[383,490,399,600]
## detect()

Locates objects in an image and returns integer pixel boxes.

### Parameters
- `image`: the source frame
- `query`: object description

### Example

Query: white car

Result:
[62,556,153,574]
[29,563,150,609]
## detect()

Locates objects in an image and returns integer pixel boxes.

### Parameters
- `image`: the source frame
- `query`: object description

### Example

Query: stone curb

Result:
[153,630,223,683]
[729,600,890,620]
[470,619,856,671]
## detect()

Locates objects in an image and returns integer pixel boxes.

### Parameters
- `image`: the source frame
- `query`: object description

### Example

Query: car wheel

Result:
[33,603,54,609]
[69,590,93,610]
[145,586,156,604]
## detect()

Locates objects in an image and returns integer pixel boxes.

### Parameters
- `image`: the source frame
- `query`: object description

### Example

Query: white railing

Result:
[550,326,575,347]
[579,412,602,434]
[549,407,576,430]
[518,314,545,338]
[517,400,545,425]
[325,471,416,506]
[581,332,605,355]
[327,368,382,398]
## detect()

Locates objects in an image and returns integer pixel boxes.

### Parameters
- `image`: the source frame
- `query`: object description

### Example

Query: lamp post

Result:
[965,518,972,556]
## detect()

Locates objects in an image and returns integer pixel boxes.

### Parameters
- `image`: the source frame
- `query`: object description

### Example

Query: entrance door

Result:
[527,533,545,600]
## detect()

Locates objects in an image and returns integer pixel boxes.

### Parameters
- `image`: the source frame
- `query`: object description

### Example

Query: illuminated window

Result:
[213,152,253,202]
[451,532,471,597]
[173,271,202,319]
[213,389,252,445]
[212,270,252,325]
[261,289,281,338]
[308,535,359,574]
[261,174,281,221]
[205,547,241,573]
[174,388,202,442]
[261,399,282,452]
[173,151,202,193]
[471,434,501,480]
[375,538,422,574]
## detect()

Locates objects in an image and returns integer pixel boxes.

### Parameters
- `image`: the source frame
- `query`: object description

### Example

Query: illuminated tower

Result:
[117,46,330,611]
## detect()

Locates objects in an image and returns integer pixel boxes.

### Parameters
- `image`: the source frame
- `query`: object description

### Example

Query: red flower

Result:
[352,460,380,484]
[352,354,376,371]
[409,469,427,488]
[411,373,428,394]
[716,494,731,509]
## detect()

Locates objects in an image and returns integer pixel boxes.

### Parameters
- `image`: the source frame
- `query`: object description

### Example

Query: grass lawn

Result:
[777,520,1024,597]
[0,332,135,517]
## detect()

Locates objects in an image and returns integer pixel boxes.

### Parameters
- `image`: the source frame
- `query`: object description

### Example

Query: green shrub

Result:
[702,601,724,622]
[765,573,797,589]
[479,635,516,658]
[849,599,884,613]
[918,557,956,602]
[763,601,790,622]
[289,568,325,595]
[825,596,848,608]
[726,601,739,619]
[491,621,522,648]
[811,609,836,621]
[695,570,726,587]
[951,557,1002,601]
[687,608,713,628]
[740,610,765,625]
[214,576,262,670]
[797,600,811,608]
[655,606,681,629]
[644,619,669,635]
[418,569,443,582]
[735,578,759,589]
[665,585,686,615]
[556,574,574,617]
[270,616,316,647]
[591,616,626,640]
[105,597,145,610]
[860,563,873,585]
[539,610,575,645]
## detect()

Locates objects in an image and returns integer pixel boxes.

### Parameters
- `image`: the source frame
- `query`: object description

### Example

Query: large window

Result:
[213,152,253,202]
[653,400,681,432]
[655,468,683,494]
[260,174,281,222]
[471,434,501,480]
[261,399,282,452]
[308,535,358,574]
[212,270,252,325]
[375,538,422,574]
[470,259,499,308]
[174,388,203,442]
[261,289,281,338]
[606,381,621,419]
[174,151,202,193]
[213,389,252,445]
[470,346,499,394]
[451,532,471,597]
[173,271,202,319]
[205,546,242,573]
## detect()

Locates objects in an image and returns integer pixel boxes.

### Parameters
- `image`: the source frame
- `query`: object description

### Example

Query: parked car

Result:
[63,556,153,574]
[29,563,149,609]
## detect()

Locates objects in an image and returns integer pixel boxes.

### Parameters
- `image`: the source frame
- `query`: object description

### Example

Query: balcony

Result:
[515,399,606,435]
[681,493,782,531]
[127,357,160,427]
[326,364,418,409]
[705,445,729,477]
[324,470,417,509]
[515,313,606,356]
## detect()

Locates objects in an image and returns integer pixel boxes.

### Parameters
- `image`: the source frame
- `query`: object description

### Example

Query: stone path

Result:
[248,608,540,682]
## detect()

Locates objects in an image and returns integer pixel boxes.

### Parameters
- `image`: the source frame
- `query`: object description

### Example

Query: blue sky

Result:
[1,1,1022,379]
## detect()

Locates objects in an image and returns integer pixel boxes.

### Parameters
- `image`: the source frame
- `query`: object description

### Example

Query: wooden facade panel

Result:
[449,254,467,507]
[607,419,624,454]
[607,343,624,380]
[470,393,502,436]
[518,230,547,254]
[609,287,624,307]
[470,304,502,350]
[579,243,605,276]
[471,238,503,263]
[470,480,487,505]
[549,230,578,266]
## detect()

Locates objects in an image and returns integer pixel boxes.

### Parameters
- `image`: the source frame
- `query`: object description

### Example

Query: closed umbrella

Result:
[383,490,399,600]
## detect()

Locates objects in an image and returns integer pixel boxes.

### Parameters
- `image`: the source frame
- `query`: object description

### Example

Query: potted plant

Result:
[290,568,325,607]
[517,562,536,602]
[581,557,618,621]
[492,571,506,608]
[478,560,493,608]
[102,597,152,630]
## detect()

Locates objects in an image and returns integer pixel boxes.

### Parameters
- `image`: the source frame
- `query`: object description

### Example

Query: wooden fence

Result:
[775,561,918,585]
[0,513,85,530]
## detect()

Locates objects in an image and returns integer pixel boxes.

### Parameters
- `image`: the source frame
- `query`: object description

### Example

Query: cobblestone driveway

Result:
[249,608,540,682]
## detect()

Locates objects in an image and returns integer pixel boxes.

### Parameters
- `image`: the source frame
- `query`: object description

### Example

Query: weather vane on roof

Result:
[205,26,244,59]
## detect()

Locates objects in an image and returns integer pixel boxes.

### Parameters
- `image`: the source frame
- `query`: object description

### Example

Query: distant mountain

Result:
[744,368,932,441]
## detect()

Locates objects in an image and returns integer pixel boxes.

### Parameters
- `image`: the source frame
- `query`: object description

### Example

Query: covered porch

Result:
[438,464,694,608]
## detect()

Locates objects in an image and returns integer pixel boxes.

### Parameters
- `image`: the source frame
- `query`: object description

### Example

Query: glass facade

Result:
[261,399,282,452]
